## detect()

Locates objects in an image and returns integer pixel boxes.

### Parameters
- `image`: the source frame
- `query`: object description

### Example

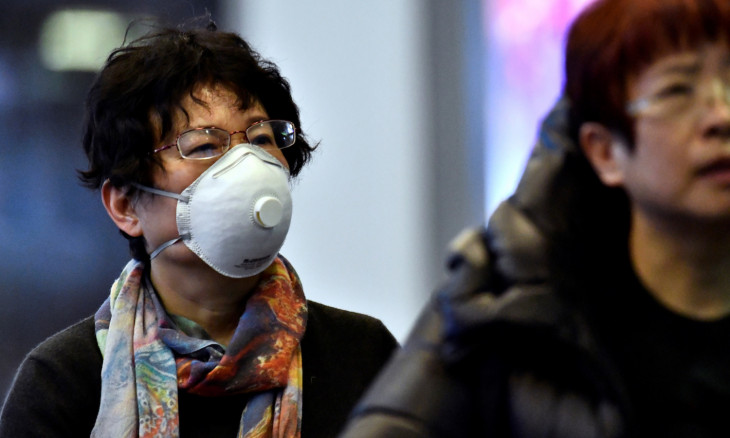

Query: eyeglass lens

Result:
[178,128,230,159]
[628,76,730,119]
[246,120,296,149]
[178,121,295,159]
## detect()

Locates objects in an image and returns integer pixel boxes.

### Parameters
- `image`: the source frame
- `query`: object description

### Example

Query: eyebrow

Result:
[244,113,269,125]
[655,61,701,76]
[654,51,730,75]
[183,113,270,131]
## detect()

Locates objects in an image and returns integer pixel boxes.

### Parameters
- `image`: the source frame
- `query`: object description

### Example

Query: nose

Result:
[703,78,730,109]
[700,79,730,140]
[230,131,248,147]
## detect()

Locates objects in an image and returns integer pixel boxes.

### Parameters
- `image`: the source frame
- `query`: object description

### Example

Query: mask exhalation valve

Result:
[253,196,284,228]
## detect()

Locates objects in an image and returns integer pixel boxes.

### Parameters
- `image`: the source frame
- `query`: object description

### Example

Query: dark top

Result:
[340,98,730,438]
[590,257,730,438]
[0,300,397,437]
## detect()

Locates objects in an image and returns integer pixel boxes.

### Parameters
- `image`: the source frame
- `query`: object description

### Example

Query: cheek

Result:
[155,162,208,193]
[136,194,176,222]
[626,129,697,206]
[133,195,179,249]
[633,121,692,169]
[268,148,290,169]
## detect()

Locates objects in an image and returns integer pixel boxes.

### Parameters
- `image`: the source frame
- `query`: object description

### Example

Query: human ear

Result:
[101,179,143,237]
[579,122,626,187]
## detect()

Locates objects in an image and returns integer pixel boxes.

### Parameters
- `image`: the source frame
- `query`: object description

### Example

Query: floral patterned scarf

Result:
[91,256,307,437]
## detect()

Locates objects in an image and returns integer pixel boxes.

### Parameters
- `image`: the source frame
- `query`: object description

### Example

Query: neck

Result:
[149,256,261,346]
[630,210,730,320]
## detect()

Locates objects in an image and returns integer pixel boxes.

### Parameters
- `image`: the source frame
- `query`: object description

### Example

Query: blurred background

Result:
[0,0,593,399]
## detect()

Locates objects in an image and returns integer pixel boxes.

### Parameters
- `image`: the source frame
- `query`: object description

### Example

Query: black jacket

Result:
[0,300,397,438]
[340,99,631,438]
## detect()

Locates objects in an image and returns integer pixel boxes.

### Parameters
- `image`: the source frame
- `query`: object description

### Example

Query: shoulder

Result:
[300,302,398,437]
[10,315,100,384]
[302,300,397,384]
[307,301,393,335]
[305,301,397,355]
[21,316,101,380]
[29,316,98,359]
[0,316,101,437]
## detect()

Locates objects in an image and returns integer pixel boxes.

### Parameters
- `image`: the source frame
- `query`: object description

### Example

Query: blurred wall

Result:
[484,0,597,215]
[222,0,485,342]
[0,0,485,400]
[0,0,222,400]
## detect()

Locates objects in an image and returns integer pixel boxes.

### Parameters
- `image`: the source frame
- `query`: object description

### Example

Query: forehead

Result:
[628,43,730,89]
[175,84,265,126]
[179,85,245,120]
[616,0,730,78]
[151,84,266,144]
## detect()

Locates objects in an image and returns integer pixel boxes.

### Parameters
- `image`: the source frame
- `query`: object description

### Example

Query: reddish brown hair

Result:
[564,0,730,145]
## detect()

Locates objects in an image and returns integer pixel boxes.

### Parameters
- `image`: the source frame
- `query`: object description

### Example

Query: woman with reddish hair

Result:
[341,0,730,436]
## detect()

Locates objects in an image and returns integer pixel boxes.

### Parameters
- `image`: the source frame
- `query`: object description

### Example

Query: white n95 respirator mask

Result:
[134,143,292,278]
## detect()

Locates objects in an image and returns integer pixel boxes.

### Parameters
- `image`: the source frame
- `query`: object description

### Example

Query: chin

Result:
[679,207,730,231]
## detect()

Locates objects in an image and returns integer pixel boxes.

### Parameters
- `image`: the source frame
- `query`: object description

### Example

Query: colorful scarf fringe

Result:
[91,257,307,437]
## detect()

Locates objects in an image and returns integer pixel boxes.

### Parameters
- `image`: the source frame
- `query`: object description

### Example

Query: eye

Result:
[655,82,695,99]
[246,122,279,148]
[178,128,229,159]
[186,142,223,158]
[249,132,277,147]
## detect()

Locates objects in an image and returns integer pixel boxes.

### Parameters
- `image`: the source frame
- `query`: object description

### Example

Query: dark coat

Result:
[340,99,632,438]
[0,300,397,438]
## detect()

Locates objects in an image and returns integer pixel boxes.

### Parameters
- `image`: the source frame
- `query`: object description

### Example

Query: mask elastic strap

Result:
[130,183,187,259]
[149,237,182,259]
[131,183,189,202]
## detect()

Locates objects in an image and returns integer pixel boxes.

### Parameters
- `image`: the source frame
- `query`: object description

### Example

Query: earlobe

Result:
[579,122,626,187]
[101,180,144,237]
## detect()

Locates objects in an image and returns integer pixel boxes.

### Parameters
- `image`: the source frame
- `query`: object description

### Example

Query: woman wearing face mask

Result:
[0,22,397,438]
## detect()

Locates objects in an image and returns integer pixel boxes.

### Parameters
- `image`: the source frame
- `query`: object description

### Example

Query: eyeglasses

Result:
[626,77,730,119]
[153,119,296,160]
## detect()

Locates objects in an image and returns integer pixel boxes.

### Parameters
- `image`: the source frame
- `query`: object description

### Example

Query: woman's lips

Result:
[697,157,730,184]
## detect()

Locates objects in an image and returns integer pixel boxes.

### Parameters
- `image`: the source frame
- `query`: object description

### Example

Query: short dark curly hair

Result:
[79,22,315,262]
